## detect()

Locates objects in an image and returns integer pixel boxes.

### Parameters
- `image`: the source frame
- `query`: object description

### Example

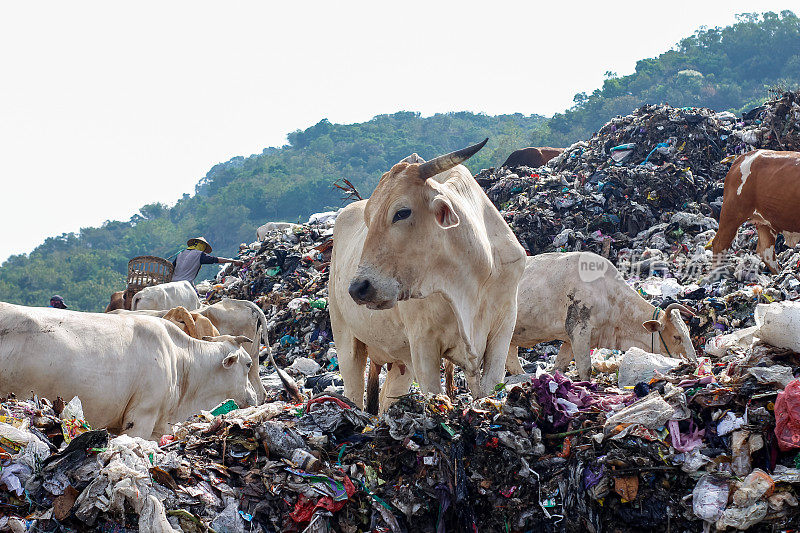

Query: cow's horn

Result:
[664,303,695,318]
[418,138,488,180]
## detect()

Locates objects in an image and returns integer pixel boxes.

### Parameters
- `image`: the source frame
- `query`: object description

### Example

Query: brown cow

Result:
[163,306,220,339]
[104,289,134,312]
[711,150,800,273]
[502,147,563,169]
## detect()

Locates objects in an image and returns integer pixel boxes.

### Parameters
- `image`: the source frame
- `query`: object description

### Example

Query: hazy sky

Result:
[0,1,794,263]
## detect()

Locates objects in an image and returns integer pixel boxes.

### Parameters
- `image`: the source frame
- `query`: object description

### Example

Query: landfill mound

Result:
[734,90,800,152]
[474,92,800,356]
[3,344,800,532]
[4,93,800,532]
[477,91,800,262]
[199,219,336,372]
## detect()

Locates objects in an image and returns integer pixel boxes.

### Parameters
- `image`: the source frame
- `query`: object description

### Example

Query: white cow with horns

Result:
[329,139,526,412]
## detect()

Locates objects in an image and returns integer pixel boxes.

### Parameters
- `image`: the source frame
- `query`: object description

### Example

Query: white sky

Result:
[0,1,794,263]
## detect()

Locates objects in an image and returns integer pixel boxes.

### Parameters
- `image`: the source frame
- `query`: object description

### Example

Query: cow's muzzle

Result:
[349,278,377,304]
[348,277,396,309]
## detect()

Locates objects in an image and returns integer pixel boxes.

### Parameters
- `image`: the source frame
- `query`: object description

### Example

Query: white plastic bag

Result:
[692,474,729,522]
[618,347,681,388]
[604,391,675,431]
[754,301,800,352]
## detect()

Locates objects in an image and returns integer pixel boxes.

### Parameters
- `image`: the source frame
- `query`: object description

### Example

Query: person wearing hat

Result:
[171,237,243,284]
[49,295,67,309]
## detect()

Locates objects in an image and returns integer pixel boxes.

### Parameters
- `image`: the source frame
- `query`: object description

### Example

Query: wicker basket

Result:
[126,256,174,291]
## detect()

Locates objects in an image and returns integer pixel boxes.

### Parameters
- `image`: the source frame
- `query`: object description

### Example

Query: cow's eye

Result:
[392,208,411,223]
[247,362,252,368]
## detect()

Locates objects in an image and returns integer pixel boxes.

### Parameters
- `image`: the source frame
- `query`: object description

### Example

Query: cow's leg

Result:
[554,342,574,372]
[444,361,455,399]
[120,406,159,440]
[480,324,516,398]
[755,224,779,273]
[506,344,524,375]
[711,205,751,269]
[336,334,368,410]
[410,339,442,396]
[378,362,414,413]
[570,333,593,381]
[465,369,482,398]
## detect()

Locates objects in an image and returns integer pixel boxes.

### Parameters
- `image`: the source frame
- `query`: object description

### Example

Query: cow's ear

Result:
[222,353,239,368]
[642,320,664,333]
[432,196,460,229]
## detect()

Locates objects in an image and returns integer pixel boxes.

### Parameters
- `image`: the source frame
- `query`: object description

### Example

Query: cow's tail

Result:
[267,348,303,403]
[238,298,302,403]
[363,341,380,415]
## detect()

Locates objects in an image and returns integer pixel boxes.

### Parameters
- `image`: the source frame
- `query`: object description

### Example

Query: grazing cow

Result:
[163,306,220,339]
[711,150,800,273]
[506,252,696,379]
[502,147,564,169]
[0,303,257,439]
[109,298,270,404]
[131,280,200,311]
[196,299,270,403]
[329,140,526,411]
[256,222,302,241]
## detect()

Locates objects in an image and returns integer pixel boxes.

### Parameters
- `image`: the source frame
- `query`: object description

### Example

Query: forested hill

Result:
[0,112,546,311]
[1,11,798,312]
[538,11,800,146]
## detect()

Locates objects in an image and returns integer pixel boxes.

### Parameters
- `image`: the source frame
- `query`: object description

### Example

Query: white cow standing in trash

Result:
[329,139,526,412]
[0,302,257,439]
[506,252,697,379]
[111,298,271,404]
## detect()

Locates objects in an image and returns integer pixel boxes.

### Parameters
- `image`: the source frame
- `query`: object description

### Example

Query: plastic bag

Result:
[731,430,752,476]
[692,474,729,522]
[754,301,800,352]
[61,396,90,444]
[211,497,246,533]
[618,347,681,388]
[775,379,800,452]
[591,348,624,373]
[716,502,768,531]
[747,365,795,388]
[704,326,756,356]
[604,391,675,432]
[0,422,33,452]
[732,469,774,507]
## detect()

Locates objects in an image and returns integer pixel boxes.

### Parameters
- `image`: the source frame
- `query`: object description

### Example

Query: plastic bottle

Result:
[291,448,321,472]
[255,421,311,461]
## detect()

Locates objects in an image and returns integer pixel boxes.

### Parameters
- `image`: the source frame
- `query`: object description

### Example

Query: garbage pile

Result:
[3,335,800,532]
[731,90,800,152]
[472,96,800,360]
[475,103,732,260]
[477,90,800,263]
[199,215,337,370]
